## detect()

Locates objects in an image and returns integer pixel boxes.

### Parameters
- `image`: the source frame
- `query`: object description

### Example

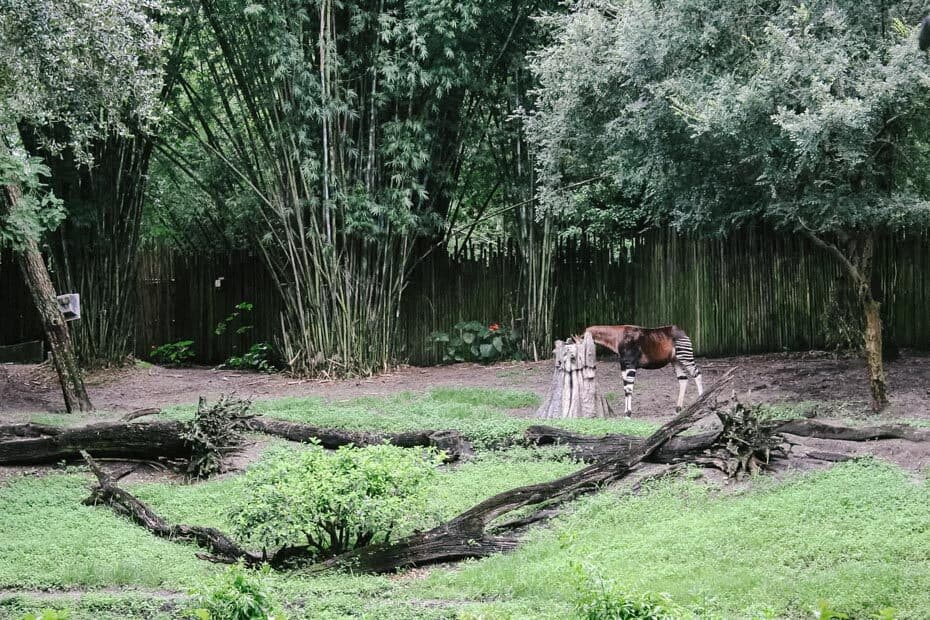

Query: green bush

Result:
[214,302,255,337]
[573,568,680,620]
[20,611,69,620]
[230,444,442,557]
[149,339,195,366]
[431,321,522,364]
[188,563,283,620]
[222,342,279,373]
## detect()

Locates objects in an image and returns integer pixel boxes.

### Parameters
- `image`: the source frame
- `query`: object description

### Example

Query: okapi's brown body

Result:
[583,324,703,415]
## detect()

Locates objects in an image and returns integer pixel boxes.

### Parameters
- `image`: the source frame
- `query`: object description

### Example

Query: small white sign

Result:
[57,293,81,321]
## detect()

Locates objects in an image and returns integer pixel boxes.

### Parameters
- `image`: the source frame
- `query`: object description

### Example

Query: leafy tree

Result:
[0,0,165,410]
[528,0,930,409]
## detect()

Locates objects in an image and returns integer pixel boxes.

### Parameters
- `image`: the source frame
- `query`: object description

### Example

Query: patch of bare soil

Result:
[2,350,929,473]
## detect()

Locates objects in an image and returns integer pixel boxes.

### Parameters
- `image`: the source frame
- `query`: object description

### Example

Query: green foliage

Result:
[222,343,279,374]
[4,421,930,618]
[529,0,930,236]
[428,387,540,409]
[0,474,218,590]
[231,444,443,556]
[188,563,284,620]
[149,340,196,366]
[20,610,70,620]
[431,321,523,364]
[0,155,63,250]
[0,0,165,249]
[573,568,680,620]
[181,395,252,479]
[424,460,929,618]
[214,302,255,337]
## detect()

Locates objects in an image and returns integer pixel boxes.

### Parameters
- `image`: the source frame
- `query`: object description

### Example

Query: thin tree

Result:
[0,0,165,410]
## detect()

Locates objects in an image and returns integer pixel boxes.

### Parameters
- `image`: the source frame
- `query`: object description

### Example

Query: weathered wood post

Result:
[536,332,613,418]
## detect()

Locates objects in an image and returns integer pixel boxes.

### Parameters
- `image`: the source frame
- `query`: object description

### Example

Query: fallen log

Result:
[247,418,472,462]
[525,417,930,465]
[309,368,737,573]
[773,419,930,442]
[0,418,472,465]
[0,422,62,439]
[524,425,721,463]
[120,408,163,422]
[81,451,261,565]
[0,420,192,465]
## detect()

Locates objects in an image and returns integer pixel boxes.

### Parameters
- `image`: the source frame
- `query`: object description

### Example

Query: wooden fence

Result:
[3,228,928,365]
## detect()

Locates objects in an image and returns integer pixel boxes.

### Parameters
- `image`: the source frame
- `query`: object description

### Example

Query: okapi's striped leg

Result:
[673,361,689,411]
[621,367,636,415]
[674,336,704,403]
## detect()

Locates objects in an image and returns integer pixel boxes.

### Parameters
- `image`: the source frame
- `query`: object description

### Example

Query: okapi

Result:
[581,325,704,415]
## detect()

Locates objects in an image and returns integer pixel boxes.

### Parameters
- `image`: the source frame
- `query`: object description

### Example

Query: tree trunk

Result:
[1,183,93,413]
[804,230,888,412]
[856,235,888,411]
[536,334,613,418]
[861,296,887,411]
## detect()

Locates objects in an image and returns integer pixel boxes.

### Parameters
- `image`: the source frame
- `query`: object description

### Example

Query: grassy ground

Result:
[160,387,660,448]
[2,388,930,619]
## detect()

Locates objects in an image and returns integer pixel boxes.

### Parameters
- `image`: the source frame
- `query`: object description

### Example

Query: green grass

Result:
[6,388,930,619]
[0,474,217,591]
[419,459,930,619]
[27,412,120,427]
[164,388,658,449]
[0,441,581,613]
[4,460,930,618]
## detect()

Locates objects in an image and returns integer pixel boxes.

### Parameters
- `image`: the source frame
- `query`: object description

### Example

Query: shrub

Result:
[188,563,283,620]
[231,444,442,557]
[20,611,69,620]
[214,302,255,337]
[222,342,279,373]
[573,567,681,620]
[431,321,522,364]
[150,339,195,366]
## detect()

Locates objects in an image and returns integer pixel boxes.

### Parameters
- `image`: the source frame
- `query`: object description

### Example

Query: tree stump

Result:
[535,333,613,418]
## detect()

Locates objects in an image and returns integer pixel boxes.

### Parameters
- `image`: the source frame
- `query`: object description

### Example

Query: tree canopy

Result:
[0,0,165,248]
[529,0,930,237]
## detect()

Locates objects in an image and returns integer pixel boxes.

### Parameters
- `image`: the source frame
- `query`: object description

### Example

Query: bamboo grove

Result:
[152,0,556,375]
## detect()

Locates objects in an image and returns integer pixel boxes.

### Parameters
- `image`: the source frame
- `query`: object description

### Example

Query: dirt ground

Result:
[2,349,929,471]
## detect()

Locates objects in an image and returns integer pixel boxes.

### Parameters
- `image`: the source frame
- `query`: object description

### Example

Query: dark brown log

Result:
[525,418,930,465]
[524,425,721,463]
[0,423,63,438]
[491,463,681,532]
[81,451,260,564]
[0,421,191,464]
[773,419,930,442]
[0,418,472,465]
[802,450,854,463]
[120,408,162,422]
[309,368,737,574]
[247,418,473,462]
